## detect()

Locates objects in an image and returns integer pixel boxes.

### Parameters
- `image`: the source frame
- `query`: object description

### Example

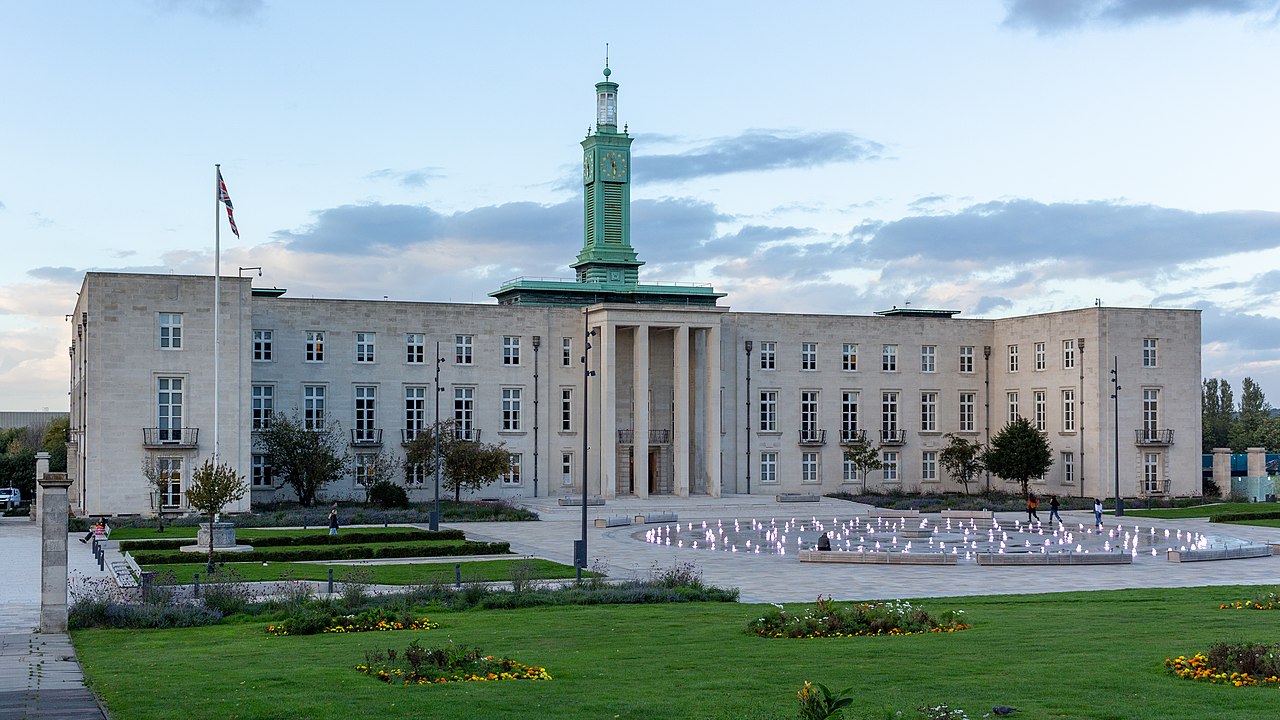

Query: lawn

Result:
[139,558,581,584]
[72,585,1280,720]
[111,526,429,541]
[1120,502,1280,519]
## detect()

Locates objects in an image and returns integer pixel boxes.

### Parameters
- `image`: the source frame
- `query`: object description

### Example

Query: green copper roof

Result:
[874,307,960,318]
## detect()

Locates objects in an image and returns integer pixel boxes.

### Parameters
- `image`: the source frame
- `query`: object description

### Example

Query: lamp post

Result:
[577,313,596,580]
[1110,356,1124,517]
[532,336,541,498]
[1077,338,1085,499]
[983,345,992,493]
[431,342,444,531]
[744,339,752,495]
[236,267,261,491]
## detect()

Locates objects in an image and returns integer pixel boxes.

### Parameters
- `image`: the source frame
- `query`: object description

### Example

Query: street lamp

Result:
[983,345,992,493]
[431,342,445,531]
[744,340,752,495]
[576,314,596,580]
[237,266,262,492]
[1077,338,1085,499]
[531,335,541,499]
[1110,356,1124,517]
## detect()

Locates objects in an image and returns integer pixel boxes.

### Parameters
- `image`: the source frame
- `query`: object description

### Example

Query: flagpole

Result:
[213,164,222,468]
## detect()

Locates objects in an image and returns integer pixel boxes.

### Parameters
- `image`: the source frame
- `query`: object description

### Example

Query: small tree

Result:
[254,412,349,506]
[938,433,985,495]
[185,459,248,573]
[140,457,179,532]
[983,417,1053,499]
[405,420,512,501]
[840,440,883,492]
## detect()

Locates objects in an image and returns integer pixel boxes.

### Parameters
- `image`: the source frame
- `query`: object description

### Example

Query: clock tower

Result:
[572,63,642,286]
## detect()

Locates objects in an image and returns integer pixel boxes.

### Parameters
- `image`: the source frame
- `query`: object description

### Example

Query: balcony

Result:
[351,428,383,447]
[879,429,906,446]
[142,427,198,449]
[617,429,634,444]
[618,429,671,445]
[839,429,868,445]
[401,428,424,445]
[453,427,481,442]
[1135,428,1174,446]
[798,429,827,446]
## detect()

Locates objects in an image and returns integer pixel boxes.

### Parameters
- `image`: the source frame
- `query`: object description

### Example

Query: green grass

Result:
[133,539,475,562]
[72,585,1280,720]
[111,526,429,541]
[139,558,581,584]
[1225,517,1280,528]
[1118,502,1279,519]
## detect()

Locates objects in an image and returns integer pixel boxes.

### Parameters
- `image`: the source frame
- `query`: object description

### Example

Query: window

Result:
[921,345,936,373]
[920,392,937,432]
[1142,388,1159,439]
[1062,452,1074,485]
[455,335,473,365]
[251,385,273,430]
[801,452,820,483]
[561,453,574,486]
[406,334,424,364]
[404,387,426,441]
[843,454,858,483]
[1008,345,1019,372]
[1062,389,1076,431]
[303,385,326,429]
[800,391,819,440]
[841,391,859,442]
[881,391,899,438]
[157,377,184,441]
[1034,390,1047,431]
[922,451,938,482]
[842,343,858,371]
[406,463,426,485]
[1144,452,1162,493]
[157,457,183,506]
[503,453,522,486]
[502,387,522,431]
[454,387,474,433]
[1034,342,1046,371]
[759,390,778,432]
[355,454,377,486]
[882,451,899,482]
[253,329,272,361]
[801,342,817,371]
[562,337,572,367]
[306,331,325,362]
[1062,339,1076,369]
[251,454,272,488]
[959,346,974,373]
[159,313,182,350]
[354,386,377,441]
[1007,391,1019,422]
[759,342,776,370]
[881,344,897,372]
[503,336,521,366]
[760,452,778,484]
[355,332,376,363]
[1143,338,1158,368]
[959,392,976,432]
[560,389,573,432]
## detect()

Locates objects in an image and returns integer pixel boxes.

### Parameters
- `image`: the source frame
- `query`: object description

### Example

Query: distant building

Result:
[0,411,68,431]
[66,67,1203,515]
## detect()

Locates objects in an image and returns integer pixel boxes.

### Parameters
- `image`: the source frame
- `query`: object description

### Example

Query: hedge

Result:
[1210,511,1280,523]
[119,528,464,551]
[131,540,511,565]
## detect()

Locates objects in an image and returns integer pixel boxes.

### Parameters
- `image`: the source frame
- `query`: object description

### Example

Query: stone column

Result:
[633,325,650,499]
[703,324,722,498]
[599,321,616,499]
[39,472,72,633]
[1247,447,1266,478]
[34,452,49,527]
[1212,447,1232,496]
[673,325,690,497]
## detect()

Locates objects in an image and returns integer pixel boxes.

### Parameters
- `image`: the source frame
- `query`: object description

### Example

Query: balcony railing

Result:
[401,428,424,445]
[879,429,906,446]
[798,429,827,446]
[142,427,199,449]
[351,428,383,446]
[1135,428,1174,446]
[618,429,634,444]
[454,427,481,442]
[649,429,670,444]
[839,429,868,445]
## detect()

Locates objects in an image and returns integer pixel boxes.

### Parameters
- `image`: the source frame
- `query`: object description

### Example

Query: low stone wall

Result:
[976,552,1132,566]
[594,515,632,528]
[797,549,956,565]
[1166,545,1273,562]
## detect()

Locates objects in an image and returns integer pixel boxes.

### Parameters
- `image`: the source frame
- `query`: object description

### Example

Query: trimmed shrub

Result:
[367,480,410,509]
[119,528,464,551]
[131,540,511,565]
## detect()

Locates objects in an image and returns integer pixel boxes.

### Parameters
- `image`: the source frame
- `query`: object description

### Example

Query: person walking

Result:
[1048,495,1063,525]
[1026,493,1040,523]
[1093,499,1103,529]
[328,503,339,536]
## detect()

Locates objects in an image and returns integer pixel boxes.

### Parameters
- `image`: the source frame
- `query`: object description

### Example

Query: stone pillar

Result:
[599,322,616,500]
[39,472,72,633]
[34,452,49,526]
[633,325,650,499]
[1212,448,1232,496]
[703,324,722,498]
[673,325,690,497]
[1247,447,1266,478]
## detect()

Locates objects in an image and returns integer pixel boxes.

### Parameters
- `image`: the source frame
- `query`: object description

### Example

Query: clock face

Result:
[598,150,628,182]
[582,152,594,184]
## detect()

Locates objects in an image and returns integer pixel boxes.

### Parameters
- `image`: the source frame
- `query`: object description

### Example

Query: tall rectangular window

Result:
[920,392,937,432]
[157,457,183,506]
[959,392,975,432]
[1062,389,1076,431]
[841,391,859,442]
[354,454,377,486]
[1034,390,1047,431]
[355,332,375,363]
[1143,338,1158,367]
[922,451,938,482]
[1062,339,1076,369]
[842,343,858,371]
[454,387,474,433]
[157,377,183,441]
[881,391,899,439]
[759,342,776,370]
[251,454,272,488]
[455,335,473,365]
[1007,391,1019,422]
[502,387,522,431]
[562,337,572,367]
[560,388,573,431]
[800,391,819,439]
[882,344,897,372]
[561,453,573,486]
[406,334,424,364]
[303,385,326,429]
[503,336,521,365]
[406,463,425,485]
[959,346,974,373]
[354,386,377,441]
[253,329,272,361]
[1142,388,1159,438]
[503,453,522,486]
[405,387,426,440]
[306,331,325,362]
[251,385,273,430]
[882,451,899,482]
[801,342,817,371]
[843,454,858,483]
[1008,345,1019,372]
[760,452,778,484]
[920,345,936,373]
[1062,451,1074,485]
[159,313,182,350]
[1144,452,1162,493]
[759,390,778,432]
[1034,342,1046,371]
[801,452,820,483]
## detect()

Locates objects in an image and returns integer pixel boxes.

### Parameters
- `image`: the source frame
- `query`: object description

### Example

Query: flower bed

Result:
[1219,589,1279,610]
[267,609,438,636]
[748,596,970,639]
[356,639,551,685]
[1166,643,1280,687]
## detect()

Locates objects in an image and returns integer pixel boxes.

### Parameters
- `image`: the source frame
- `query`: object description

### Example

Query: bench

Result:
[633,511,678,524]
[559,496,605,506]
[866,508,920,520]
[593,515,632,528]
[976,552,1132,566]
[940,509,995,522]
[1166,545,1273,562]
[776,493,820,503]
[797,549,957,565]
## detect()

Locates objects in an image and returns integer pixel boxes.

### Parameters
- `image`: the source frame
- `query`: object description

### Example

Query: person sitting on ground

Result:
[817,532,832,551]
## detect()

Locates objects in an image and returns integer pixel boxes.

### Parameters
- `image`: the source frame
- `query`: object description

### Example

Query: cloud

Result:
[27,267,82,284]
[1002,0,1280,34]
[153,0,264,20]
[0,200,6,210]
[637,130,883,183]
[366,167,444,188]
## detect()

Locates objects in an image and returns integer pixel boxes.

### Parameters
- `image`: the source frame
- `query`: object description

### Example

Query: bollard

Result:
[98,547,105,571]
[193,573,200,598]
[455,562,461,589]
[328,568,334,595]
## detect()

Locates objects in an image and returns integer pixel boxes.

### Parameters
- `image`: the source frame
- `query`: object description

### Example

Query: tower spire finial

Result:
[603,43,610,78]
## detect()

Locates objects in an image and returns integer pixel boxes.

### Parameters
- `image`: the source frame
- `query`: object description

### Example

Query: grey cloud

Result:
[638,131,883,183]
[1197,303,1280,352]
[908,195,950,211]
[973,296,1015,315]
[27,267,81,283]
[366,167,443,188]
[1003,0,1279,34]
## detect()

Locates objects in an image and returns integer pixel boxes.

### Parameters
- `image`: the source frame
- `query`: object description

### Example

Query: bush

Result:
[367,480,410,509]
[119,528,464,551]
[131,540,511,565]
[83,500,538,532]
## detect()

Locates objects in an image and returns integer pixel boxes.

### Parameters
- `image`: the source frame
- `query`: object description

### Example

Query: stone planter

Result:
[180,522,254,554]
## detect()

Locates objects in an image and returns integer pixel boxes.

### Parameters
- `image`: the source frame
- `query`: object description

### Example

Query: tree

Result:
[184,459,248,572]
[404,420,512,501]
[1202,378,1233,452]
[983,417,1053,499]
[254,412,349,506]
[1229,377,1272,452]
[42,417,68,473]
[938,433,985,495]
[839,440,882,492]
[140,457,180,532]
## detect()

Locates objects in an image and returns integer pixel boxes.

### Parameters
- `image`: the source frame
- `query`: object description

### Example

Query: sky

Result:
[3,0,1280,411]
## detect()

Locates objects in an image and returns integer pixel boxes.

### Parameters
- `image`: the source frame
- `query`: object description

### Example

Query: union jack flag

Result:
[218,169,240,238]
